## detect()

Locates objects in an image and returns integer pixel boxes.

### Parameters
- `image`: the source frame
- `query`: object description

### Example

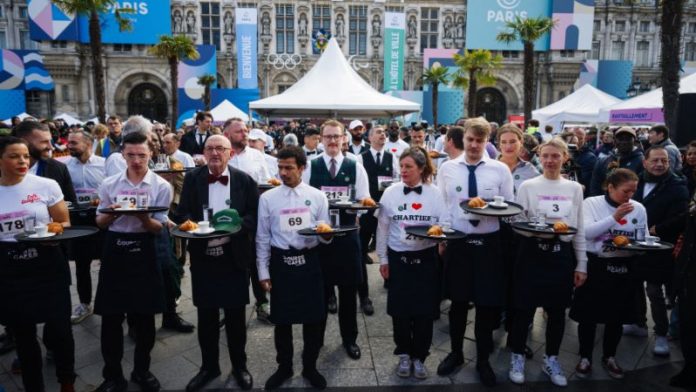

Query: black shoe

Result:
[360,298,374,316]
[232,368,253,390]
[162,313,195,333]
[344,343,361,360]
[302,368,327,390]
[523,344,534,359]
[363,254,375,265]
[95,378,128,392]
[131,371,161,392]
[476,361,497,387]
[0,336,16,355]
[437,352,464,376]
[264,367,293,389]
[670,367,696,388]
[327,295,338,314]
[127,328,137,342]
[186,369,221,392]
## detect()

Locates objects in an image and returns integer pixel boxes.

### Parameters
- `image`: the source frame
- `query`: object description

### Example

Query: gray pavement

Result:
[0,252,687,391]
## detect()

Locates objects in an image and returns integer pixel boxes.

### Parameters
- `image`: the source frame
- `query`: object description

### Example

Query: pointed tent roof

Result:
[54,113,83,126]
[210,99,249,122]
[533,84,621,131]
[249,38,420,118]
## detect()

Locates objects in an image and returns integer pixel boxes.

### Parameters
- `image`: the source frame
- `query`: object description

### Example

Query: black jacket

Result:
[589,148,644,196]
[179,130,211,156]
[634,171,689,243]
[575,146,597,196]
[37,158,77,205]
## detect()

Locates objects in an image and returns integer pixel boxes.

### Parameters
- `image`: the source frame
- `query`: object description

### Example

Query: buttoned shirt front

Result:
[104,152,127,177]
[208,167,231,214]
[229,146,271,183]
[66,154,106,203]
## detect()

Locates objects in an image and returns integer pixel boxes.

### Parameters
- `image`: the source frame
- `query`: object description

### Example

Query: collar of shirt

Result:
[322,152,344,168]
[369,147,385,159]
[281,181,307,197]
[117,168,156,188]
[208,167,230,178]
[457,153,488,167]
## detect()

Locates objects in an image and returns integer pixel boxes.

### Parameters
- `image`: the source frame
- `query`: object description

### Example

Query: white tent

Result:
[54,113,83,126]
[210,99,249,122]
[533,84,620,132]
[2,112,32,124]
[598,72,696,123]
[249,38,420,118]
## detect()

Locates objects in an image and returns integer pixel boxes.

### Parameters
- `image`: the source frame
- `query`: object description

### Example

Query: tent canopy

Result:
[533,84,620,132]
[210,99,249,123]
[54,113,83,126]
[249,38,420,118]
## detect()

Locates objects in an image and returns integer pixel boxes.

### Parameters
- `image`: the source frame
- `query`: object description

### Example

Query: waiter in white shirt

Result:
[435,117,514,387]
[257,146,330,390]
[162,133,196,168]
[94,132,172,392]
[301,119,371,360]
[248,128,278,179]
[302,127,323,157]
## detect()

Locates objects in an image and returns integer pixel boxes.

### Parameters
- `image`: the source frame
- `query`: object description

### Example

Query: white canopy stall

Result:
[533,84,620,132]
[54,113,83,126]
[209,99,249,123]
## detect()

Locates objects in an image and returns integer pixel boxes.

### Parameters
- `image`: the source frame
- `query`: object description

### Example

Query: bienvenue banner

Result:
[383,12,405,92]
[236,8,258,90]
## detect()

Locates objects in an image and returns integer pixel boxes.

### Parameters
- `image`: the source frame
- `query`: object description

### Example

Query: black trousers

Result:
[578,322,622,361]
[448,301,500,361]
[358,214,377,299]
[101,313,155,380]
[322,284,358,345]
[13,317,75,392]
[509,307,565,357]
[392,316,433,361]
[197,306,247,372]
[679,283,696,366]
[274,322,322,370]
[73,254,93,305]
[156,229,181,315]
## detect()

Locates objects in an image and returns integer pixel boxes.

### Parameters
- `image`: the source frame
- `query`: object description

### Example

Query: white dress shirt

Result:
[256,182,330,280]
[349,140,368,155]
[97,170,173,233]
[208,167,231,214]
[301,153,371,200]
[356,147,400,176]
[229,146,271,183]
[66,154,105,203]
[437,154,514,234]
[104,152,127,177]
[385,139,410,159]
[172,149,196,168]
[264,154,279,178]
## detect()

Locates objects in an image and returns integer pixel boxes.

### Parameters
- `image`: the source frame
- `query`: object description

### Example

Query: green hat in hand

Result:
[212,209,242,233]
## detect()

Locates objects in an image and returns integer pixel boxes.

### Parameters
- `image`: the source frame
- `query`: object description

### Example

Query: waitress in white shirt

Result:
[0,136,75,392]
[377,147,448,380]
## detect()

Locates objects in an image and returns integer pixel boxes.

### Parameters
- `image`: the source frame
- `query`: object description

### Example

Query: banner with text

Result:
[465,0,552,51]
[383,12,405,92]
[236,8,258,90]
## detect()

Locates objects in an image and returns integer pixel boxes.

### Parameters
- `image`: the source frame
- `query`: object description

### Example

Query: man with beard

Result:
[95,116,123,158]
[384,121,409,159]
[348,120,370,155]
[590,127,644,196]
[162,133,195,168]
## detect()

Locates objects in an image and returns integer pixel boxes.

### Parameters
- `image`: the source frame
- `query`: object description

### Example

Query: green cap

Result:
[211,209,242,233]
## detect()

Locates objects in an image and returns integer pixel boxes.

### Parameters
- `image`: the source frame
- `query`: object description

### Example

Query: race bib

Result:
[378,176,392,191]
[280,207,311,232]
[400,222,425,243]
[75,188,98,204]
[537,195,572,219]
[0,211,26,236]
[320,186,348,200]
[116,191,149,208]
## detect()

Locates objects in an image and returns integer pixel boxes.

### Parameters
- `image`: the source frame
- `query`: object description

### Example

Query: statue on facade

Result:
[223,11,234,35]
[456,16,465,39]
[443,16,453,39]
[335,14,345,38]
[172,10,183,34]
[372,14,381,37]
[408,15,417,39]
[299,13,308,36]
[261,12,271,35]
[186,11,196,34]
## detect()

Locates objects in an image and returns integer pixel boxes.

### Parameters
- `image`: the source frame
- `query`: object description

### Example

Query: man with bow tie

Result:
[176,135,257,391]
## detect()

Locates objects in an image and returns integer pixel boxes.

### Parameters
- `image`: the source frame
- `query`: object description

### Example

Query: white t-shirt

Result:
[384,139,410,159]
[172,149,196,168]
[0,174,63,242]
[583,196,648,258]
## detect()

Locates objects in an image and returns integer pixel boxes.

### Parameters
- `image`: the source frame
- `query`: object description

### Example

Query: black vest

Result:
[360,149,393,201]
[309,157,357,224]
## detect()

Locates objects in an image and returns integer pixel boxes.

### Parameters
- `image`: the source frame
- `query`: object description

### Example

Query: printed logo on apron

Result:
[283,254,306,266]
[206,246,224,257]
[8,247,39,261]
[466,238,484,246]
[537,242,562,252]
[607,263,629,275]
[400,255,421,265]
[117,239,142,253]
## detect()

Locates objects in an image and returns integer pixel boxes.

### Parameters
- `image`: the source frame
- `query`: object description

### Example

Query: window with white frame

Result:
[349,5,367,55]
[593,20,601,31]
[201,2,221,51]
[615,21,626,33]
[688,23,696,34]
[685,42,696,61]
[18,5,28,18]
[420,8,439,52]
[639,21,650,33]
[276,4,295,54]
[560,50,575,58]
[591,41,601,59]
[501,50,519,59]
[20,30,37,49]
[636,41,650,66]
[312,4,330,34]
[612,40,625,60]
[0,30,5,49]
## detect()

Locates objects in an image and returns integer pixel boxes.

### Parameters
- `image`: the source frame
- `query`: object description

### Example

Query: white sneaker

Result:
[653,335,671,356]
[508,353,526,384]
[622,323,648,337]
[70,303,92,324]
[396,354,411,378]
[542,355,568,387]
[413,359,428,379]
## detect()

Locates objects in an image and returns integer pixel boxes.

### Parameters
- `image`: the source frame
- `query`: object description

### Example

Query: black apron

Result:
[187,237,249,309]
[318,231,362,286]
[445,233,504,306]
[570,254,640,324]
[94,231,165,315]
[67,208,103,264]
[269,246,324,324]
[387,247,439,318]
[512,236,575,309]
[0,242,70,324]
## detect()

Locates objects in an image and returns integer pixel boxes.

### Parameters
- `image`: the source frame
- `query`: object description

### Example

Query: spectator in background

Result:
[682,141,696,196]
[95,115,123,158]
[92,124,109,155]
[525,119,542,144]
[489,122,499,146]
[648,125,682,171]
[282,133,299,147]
[520,134,542,172]
[596,130,614,159]
[542,125,554,142]
[572,128,597,196]
[590,127,644,196]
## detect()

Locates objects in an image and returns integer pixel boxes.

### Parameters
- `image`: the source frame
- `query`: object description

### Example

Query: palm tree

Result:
[149,35,199,128]
[496,16,555,127]
[660,0,685,132]
[452,50,502,118]
[54,1,133,124]
[197,74,217,112]
[420,66,450,129]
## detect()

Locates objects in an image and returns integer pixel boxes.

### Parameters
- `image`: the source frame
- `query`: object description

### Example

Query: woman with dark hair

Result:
[0,136,75,392]
[570,168,647,380]
[377,146,448,380]
[682,141,696,196]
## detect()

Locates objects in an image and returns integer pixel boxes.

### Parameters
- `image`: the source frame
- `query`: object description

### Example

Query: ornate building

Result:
[1,0,696,124]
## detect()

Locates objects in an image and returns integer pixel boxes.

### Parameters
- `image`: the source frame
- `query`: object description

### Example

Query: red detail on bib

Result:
[411,203,422,210]
[391,148,397,152]
[619,218,627,225]
[21,194,41,204]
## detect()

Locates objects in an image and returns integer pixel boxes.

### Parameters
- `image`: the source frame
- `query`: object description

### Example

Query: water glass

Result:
[202,205,214,222]
[22,213,36,233]
[536,210,547,227]
[136,194,149,209]
[329,210,340,228]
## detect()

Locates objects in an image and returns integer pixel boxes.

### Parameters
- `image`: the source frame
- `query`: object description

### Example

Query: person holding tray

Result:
[175,134,257,391]
[256,146,331,390]
[377,147,448,380]
[508,138,587,387]
[569,168,647,380]
[94,131,173,392]
[0,136,75,392]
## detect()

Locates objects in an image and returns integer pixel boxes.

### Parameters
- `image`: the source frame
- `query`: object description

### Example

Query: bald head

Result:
[162,133,180,155]
[204,134,232,175]
[205,134,231,149]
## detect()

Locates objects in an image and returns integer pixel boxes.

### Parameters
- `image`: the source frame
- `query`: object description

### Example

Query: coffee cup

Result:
[35,224,48,237]
[442,223,452,233]
[339,195,350,204]
[493,196,505,206]
[645,235,660,245]
[119,200,131,209]
[198,221,210,232]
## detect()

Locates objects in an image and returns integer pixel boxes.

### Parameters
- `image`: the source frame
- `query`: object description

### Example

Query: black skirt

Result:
[387,246,439,318]
[318,231,363,286]
[188,237,250,309]
[269,246,324,324]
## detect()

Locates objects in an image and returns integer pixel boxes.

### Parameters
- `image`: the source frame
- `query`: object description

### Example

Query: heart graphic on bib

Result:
[391,148,397,152]
[411,203,422,210]
[618,218,627,225]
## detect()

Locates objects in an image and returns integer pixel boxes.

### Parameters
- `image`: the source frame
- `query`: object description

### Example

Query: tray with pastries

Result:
[328,198,379,211]
[603,236,674,251]
[405,225,467,241]
[297,223,359,237]
[511,221,578,236]
[459,197,523,217]
[14,225,99,242]
[258,178,282,190]
[170,220,238,239]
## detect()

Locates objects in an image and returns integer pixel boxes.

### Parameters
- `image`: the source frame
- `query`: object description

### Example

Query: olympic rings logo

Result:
[266,53,303,70]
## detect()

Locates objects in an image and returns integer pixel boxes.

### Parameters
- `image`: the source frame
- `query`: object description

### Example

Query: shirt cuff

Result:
[574,259,587,274]
[257,265,270,281]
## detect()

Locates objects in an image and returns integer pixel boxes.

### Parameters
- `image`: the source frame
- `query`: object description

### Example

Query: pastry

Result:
[315,223,333,233]
[553,221,569,233]
[467,197,486,208]
[428,150,441,158]
[361,197,377,207]
[427,225,444,236]
[90,198,100,207]
[179,220,198,232]
[613,235,630,247]
[267,178,281,186]
[170,161,184,170]
[47,222,64,234]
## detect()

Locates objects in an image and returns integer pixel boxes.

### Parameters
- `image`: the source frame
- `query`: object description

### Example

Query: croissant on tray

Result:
[613,235,630,247]
[47,222,64,234]
[553,221,569,233]
[361,197,377,207]
[179,220,198,232]
[170,161,184,170]
[267,178,281,186]
[468,197,486,208]
[315,223,333,233]
[427,225,444,236]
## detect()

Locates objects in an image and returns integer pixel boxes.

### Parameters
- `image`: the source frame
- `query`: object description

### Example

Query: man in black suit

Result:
[180,112,214,164]
[176,135,256,391]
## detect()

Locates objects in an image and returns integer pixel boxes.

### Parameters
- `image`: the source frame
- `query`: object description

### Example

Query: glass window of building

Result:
[591,41,601,59]
[18,5,28,18]
[62,85,70,102]
[689,23,696,34]
[113,44,132,52]
[312,4,330,34]
[349,5,367,56]
[0,6,4,18]
[201,2,221,51]
[20,31,37,49]
[26,91,40,103]
[51,41,67,48]
[685,42,696,62]
[501,50,519,59]
[593,20,601,31]
[636,41,650,66]
[276,4,295,54]
[612,40,625,60]
[639,21,650,33]
[615,21,626,33]
[420,8,439,52]
[560,50,575,58]
[0,31,6,49]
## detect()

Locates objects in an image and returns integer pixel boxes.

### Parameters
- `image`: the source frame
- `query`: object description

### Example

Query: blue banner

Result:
[28,0,80,41]
[15,50,54,91]
[0,90,27,119]
[597,60,633,99]
[78,1,171,44]
[235,8,258,89]
[465,0,552,51]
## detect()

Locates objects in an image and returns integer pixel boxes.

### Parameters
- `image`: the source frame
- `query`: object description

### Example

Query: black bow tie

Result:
[208,174,229,185]
[403,185,422,195]
[306,150,317,156]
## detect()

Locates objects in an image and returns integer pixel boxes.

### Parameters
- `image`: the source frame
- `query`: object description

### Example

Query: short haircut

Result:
[528,119,540,127]
[122,131,149,147]
[0,136,28,156]
[72,130,94,145]
[688,140,696,150]
[463,117,491,139]
[93,124,109,138]
[304,126,320,137]
[164,133,182,142]
[12,119,48,139]
[222,117,245,129]
[370,125,385,136]
[496,124,524,143]
[538,137,569,157]
[411,124,424,133]
[400,146,435,184]
[446,126,464,150]
[650,124,670,138]
[196,111,213,123]
[606,168,639,188]
[277,146,307,167]
[545,125,553,132]
[320,119,344,134]
[122,115,152,137]
[283,133,299,146]
[106,115,121,123]
[644,145,668,160]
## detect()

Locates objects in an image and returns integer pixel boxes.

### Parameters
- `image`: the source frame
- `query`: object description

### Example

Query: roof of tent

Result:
[54,113,83,126]
[210,99,249,122]
[249,38,420,118]
[533,84,620,131]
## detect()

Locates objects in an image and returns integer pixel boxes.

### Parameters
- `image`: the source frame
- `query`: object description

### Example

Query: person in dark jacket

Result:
[682,141,696,197]
[590,127,644,196]
[572,128,597,196]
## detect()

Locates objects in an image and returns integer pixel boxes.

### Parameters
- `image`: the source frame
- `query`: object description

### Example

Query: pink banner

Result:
[609,108,664,123]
